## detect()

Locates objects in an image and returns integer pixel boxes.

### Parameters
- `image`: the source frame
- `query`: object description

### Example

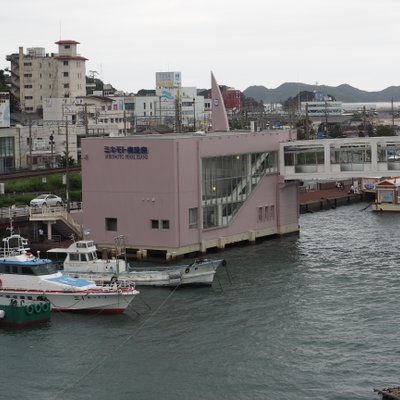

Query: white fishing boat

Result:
[0,229,139,314]
[47,240,226,287]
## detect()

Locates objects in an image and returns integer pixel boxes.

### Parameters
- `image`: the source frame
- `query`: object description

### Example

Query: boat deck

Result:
[374,387,400,399]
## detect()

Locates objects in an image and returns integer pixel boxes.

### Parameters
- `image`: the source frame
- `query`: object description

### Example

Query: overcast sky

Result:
[2,0,399,94]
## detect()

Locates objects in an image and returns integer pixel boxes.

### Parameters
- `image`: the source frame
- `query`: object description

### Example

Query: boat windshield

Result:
[31,262,59,275]
[0,261,59,276]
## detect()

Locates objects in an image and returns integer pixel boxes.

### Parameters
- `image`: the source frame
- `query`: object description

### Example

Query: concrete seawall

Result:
[299,187,367,213]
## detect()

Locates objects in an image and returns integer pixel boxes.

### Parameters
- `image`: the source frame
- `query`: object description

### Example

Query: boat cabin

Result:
[373,178,400,211]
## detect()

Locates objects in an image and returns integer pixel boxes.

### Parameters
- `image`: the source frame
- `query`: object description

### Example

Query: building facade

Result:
[0,127,24,172]
[81,129,299,258]
[6,40,87,113]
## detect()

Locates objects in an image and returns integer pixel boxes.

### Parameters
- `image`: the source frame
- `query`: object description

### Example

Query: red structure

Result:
[221,88,241,111]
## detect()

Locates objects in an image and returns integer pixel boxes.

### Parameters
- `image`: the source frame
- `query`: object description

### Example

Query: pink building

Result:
[81,129,300,259]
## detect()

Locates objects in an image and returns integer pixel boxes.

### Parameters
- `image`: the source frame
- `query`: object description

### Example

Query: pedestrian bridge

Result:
[279,136,400,181]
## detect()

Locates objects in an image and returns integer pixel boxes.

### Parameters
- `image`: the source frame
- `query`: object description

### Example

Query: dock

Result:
[374,387,400,399]
[299,186,365,213]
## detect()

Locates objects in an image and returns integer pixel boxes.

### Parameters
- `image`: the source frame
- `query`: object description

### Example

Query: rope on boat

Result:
[360,202,372,211]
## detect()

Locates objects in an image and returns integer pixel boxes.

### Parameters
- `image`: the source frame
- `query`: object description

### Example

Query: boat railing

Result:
[65,272,135,289]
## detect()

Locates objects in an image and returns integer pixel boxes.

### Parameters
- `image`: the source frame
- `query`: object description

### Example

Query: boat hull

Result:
[0,289,138,313]
[0,300,51,326]
[64,259,224,287]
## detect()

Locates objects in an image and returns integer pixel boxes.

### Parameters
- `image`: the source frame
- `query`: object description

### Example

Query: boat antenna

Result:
[6,215,14,235]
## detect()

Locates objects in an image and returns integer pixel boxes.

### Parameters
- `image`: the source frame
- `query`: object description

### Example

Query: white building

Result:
[6,40,87,113]
[301,101,343,117]
[43,96,134,137]
[134,72,208,132]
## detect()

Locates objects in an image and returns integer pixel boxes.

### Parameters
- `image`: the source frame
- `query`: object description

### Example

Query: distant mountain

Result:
[243,82,400,103]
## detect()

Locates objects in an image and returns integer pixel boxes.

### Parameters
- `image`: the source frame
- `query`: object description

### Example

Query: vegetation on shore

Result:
[0,173,82,207]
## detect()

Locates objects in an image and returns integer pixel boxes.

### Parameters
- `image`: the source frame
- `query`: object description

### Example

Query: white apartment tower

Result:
[6,40,87,113]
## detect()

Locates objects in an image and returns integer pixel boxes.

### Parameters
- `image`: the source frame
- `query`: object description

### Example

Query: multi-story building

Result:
[80,74,298,258]
[6,40,87,113]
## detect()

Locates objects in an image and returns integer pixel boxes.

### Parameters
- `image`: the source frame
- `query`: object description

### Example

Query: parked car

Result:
[30,194,63,208]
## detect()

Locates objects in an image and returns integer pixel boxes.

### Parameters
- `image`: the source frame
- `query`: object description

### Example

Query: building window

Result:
[24,62,32,66]
[63,61,69,66]
[162,220,170,230]
[258,206,263,221]
[24,85,33,89]
[64,83,69,88]
[23,73,32,78]
[63,72,69,77]
[151,220,159,229]
[270,205,275,219]
[64,45,70,49]
[24,96,33,100]
[189,208,198,229]
[201,151,278,229]
[105,218,117,231]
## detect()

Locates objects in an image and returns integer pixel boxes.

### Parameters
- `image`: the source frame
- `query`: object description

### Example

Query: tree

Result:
[374,125,396,137]
[57,152,75,168]
[282,91,315,112]
[0,69,20,112]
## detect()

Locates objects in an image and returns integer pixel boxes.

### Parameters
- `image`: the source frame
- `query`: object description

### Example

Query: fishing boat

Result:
[0,227,139,314]
[0,296,51,326]
[47,239,226,287]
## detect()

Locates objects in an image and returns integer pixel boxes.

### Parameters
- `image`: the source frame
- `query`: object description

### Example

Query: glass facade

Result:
[378,143,400,166]
[284,146,324,173]
[201,152,277,229]
[0,137,15,173]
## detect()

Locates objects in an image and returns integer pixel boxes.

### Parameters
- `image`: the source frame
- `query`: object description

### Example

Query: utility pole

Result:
[392,99,395,133]
[28,117,33,169]
[363,106,367,136]
[84,103,88,136]
[175,90,182,133]
[49,132,55,168]
[193,97,196,132]
[65,117,70,212]
[305,103,309,139]
[324,100,328,136]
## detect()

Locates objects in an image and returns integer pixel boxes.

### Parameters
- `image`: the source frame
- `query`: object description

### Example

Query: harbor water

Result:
[1,202,400,400]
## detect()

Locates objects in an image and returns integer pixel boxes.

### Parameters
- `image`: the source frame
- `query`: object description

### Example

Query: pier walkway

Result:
[299,184,365,213]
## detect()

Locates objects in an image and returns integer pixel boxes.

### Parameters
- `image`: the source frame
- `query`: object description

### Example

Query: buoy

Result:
[0,310,5,319]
